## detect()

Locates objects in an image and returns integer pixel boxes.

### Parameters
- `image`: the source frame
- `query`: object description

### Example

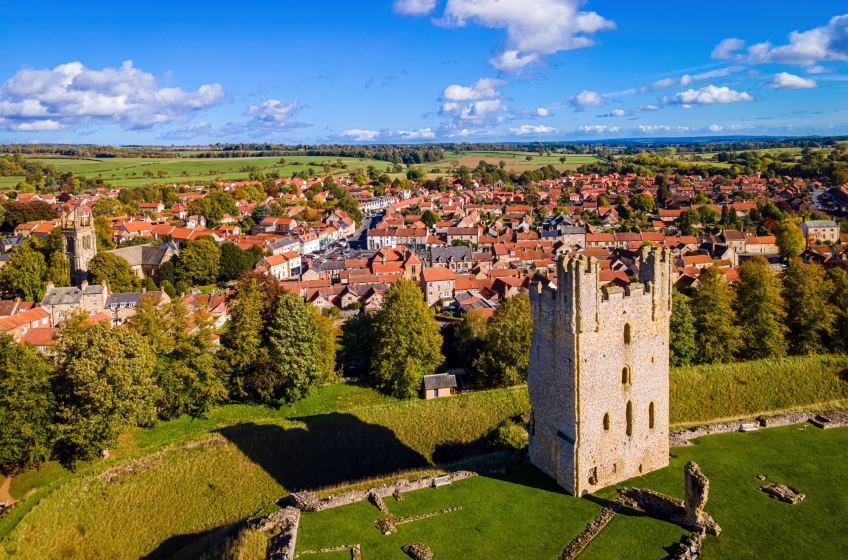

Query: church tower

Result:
[62,207,98,287]
[527,247,673,496]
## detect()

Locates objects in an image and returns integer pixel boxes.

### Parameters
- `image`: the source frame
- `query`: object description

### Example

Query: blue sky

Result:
[0,0,846,144]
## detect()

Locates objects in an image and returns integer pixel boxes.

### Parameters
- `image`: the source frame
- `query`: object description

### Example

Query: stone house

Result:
[105,290,170,326]
[420,267,455,307]
[446,227,480,245]
[800,220,839,245]
[0,307,51,341]
[430,246,473,273]
[107,244,176,280]
[41,281,110,326]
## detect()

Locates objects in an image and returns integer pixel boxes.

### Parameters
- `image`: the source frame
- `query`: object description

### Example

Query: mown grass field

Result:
[0,355,846,559]
[294,425,848,560]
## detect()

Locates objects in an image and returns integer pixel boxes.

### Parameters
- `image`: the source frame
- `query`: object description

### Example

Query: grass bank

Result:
[0,386,528,560]
[670,355,848,427]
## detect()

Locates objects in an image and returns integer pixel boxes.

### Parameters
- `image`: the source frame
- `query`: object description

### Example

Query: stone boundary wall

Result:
[289,471,476,512]
[558,498,623,560]
[256,507,300,560]
[295,544,361,560]
[669,410,848,447]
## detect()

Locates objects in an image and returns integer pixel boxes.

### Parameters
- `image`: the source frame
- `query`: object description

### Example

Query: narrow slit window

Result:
[649,401,655,430]
[626,401,633,437]
[624,323,632,344]
[603,413,610,431]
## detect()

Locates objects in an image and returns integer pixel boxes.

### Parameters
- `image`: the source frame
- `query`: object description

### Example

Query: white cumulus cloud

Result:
[510,124,559,135]
[392,0,436,15]
[536,107,550,117]
[765,72,818,89]
[712,14,848,66]
[638,67,741,93]
[709,124,723,132]
[399,0,616,71]
[662,85,753,107]
[340,129,381,141]
[577,125,619,134]
[567,89,606,110]
[0,60,224,132]
[440,78,508,101]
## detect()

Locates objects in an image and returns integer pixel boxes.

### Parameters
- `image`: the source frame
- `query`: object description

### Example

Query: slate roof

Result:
[107,245,172,267]
[42,285,105,306]
[423,373,457,391]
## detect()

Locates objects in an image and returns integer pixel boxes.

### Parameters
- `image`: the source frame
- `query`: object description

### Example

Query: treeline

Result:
[670,257,848,366]
[1,145,177,158]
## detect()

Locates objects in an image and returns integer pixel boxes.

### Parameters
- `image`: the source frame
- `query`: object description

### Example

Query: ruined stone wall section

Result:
[529,248,672,496]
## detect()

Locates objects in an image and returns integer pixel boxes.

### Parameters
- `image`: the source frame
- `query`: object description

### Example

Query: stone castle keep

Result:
[528,247,673,496]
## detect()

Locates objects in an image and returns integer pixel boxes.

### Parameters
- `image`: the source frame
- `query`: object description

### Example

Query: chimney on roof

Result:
[46,281,55,291]
[80,280,88,289]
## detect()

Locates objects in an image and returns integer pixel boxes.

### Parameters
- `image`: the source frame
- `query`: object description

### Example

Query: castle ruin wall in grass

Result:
[528,247,673,496]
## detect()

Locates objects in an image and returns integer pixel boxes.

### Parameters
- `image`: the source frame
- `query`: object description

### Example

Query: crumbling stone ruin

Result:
[668,529,706,560]
[254,507,300,560]
[759,483,806,504]
[559,498,623,560]
[528,247,673,495]
[620,461,720,537]
[402,542,434,560]
[289,471,475,512]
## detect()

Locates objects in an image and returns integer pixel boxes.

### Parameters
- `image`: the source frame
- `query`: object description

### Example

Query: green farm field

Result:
[17,155,392,187]
[0,355,845,559]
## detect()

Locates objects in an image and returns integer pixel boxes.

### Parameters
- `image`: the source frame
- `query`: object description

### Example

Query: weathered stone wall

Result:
[289,471,476,512]
[558,498,623,560]
[259,507,300,560]
[529,247,672,496]
[670,410,848,447]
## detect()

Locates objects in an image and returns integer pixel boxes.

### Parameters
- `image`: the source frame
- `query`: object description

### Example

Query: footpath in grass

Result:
[297,425,848,560]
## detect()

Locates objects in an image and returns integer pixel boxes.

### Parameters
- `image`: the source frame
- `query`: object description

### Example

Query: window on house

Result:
[649,402,655,429]
[626,401,633,437]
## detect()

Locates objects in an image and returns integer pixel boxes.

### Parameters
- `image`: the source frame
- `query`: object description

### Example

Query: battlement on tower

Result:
[527,246,673,496]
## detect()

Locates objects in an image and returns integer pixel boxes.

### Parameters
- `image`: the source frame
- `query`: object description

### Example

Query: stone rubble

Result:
[295,544,360,560]
[759,483,806,504]
[260,507,300,560]
[558,498,623,560]
[402,543,434,560]
[668,529,705,560]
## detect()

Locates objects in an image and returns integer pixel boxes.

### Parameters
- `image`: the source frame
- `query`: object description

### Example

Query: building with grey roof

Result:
[40,281,109,326]
[107,244,176,279]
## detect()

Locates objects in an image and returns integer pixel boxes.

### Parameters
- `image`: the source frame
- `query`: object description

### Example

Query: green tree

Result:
[219,242,253,281]
[87,252,141,293]
[690,267,741,363]
[453,309,489,368]
[156,301,227,419]
[91,197,125,218]
[0,240,47,300]
[187,191,238,228]
[176,236,221,286]
[310,306,338,385]
[223,277,270,399]
[267,292,321,403]
[0,336,55,472]
[371,279,444,398]
[473,294,533,387]
[736,256,788,359]
[775,219,805,259]
[53,316,158,468]
[630,193,655,214]
[678,209,699,236]
[783,258,834,355]
[420,210,440,228]
[46,250,71,287]
[828,267,848,353]
[337,312,375,376]
[669,291,697,367]
[94,216,116,251]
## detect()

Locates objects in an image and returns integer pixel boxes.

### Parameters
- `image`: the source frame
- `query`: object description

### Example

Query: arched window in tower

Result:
[67,238,74,252]
[649,401,655,429]
[623,323,632,344]
[621,365,631,385]
[603,413,610,431]
[626,401,633,437]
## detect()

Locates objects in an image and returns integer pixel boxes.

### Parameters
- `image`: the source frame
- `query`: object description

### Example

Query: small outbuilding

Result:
[422,373,457,400]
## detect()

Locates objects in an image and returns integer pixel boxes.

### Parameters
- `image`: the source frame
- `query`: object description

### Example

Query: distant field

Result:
[0,176,24,190]
[18,156,391,187]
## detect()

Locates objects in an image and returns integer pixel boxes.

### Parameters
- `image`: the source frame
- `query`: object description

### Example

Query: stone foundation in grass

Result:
[669,410,848,447]
[289,471,476,512]
[558,498,623,560]
[402,542,434,560]
[256,507,300,560]
[759,483,806,504]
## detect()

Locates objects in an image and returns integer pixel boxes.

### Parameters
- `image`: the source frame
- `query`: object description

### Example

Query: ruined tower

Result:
[62,207,97,287]
[527,246,673,496]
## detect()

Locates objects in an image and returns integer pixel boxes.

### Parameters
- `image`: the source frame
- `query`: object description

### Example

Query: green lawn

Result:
[0,176,24,190]
[295,425,848,560]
